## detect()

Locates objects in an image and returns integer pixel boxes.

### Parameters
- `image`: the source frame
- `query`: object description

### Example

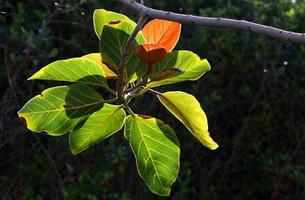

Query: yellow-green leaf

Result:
[157,91,218,150]
[93,9,136,39]
[69,104,126,155]
[82,53,117,79]
[149,50,211,88]
[18,84,104,136]
[124,115,180,196]
[29,58,107,87]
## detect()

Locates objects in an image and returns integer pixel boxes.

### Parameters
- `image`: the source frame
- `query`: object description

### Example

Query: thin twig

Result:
[116,13,149,103]
[123,72,148,94]
[119,0,305,43]
[147,88,162,96]
[123,104,136,116]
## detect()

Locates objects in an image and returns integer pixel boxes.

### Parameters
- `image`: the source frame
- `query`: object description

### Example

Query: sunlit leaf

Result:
[142,19,181,53]
[69,104,126,155]
[124,115,180,196]
[82,53,117,79]
[157,91,218,150]
[93,9,136,39]
[148,50,211,88]
[99,21,146,81]
[135,44,166,66]
[18,84,104,136]
[29,58,108,87]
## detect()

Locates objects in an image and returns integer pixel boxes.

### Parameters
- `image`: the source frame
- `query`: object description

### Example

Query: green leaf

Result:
[99,21,146,81]
[18,84,103,136]
[93,9,136,40]
[124,115,180,196]
[69,104,126,155]
[148,50,211,87]
[157,91,219,150]
[29,58,107,87]
[82,53,117,79]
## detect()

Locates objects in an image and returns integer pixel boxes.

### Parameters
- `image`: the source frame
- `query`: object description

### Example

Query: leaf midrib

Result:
[158,94,195,134]
[76,106,123,148]
[134,118,165,192]
[21,100,104,114]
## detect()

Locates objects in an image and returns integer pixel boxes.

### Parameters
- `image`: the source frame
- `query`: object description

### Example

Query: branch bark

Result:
[119,0,305,43]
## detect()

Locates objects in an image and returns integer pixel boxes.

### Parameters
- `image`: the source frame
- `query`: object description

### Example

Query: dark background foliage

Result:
[1,0,305,199]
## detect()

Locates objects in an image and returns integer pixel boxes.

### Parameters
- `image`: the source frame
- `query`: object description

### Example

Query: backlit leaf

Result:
[18,84,104,136]
[135,44,166,65]
[82,53,117,79]
[142,19,181,53]
[148,50,211,88]
[69,104,126,155]
[124,115,180,196]
[93,9,136,39]
[157,91,218,150]
[99,21,146,81]
[29,58,108,87]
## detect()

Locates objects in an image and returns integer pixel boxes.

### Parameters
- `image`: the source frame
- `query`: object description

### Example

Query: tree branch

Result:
[119,0,305,43]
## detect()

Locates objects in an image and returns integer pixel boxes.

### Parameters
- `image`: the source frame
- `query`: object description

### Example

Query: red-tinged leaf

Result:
[138,114,153,119]
[142,19,181,53]
[134,44,167,66]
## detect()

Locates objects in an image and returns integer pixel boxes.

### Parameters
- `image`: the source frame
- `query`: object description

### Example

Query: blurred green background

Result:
[1,0,305,199]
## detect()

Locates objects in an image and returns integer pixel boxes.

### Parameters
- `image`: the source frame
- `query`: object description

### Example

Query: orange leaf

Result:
[135,44,166,65]
[142,19,181,53]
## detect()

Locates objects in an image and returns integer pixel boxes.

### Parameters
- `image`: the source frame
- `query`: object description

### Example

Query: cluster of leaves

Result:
[2,0,305,199]
[17,9,218,196]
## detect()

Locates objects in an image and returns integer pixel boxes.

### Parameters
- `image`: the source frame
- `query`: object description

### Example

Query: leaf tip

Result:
[209,142,219,150]
[203,133,219,150]
[28,69,44,80]
[27,75,35,80]
[150,187,171,197]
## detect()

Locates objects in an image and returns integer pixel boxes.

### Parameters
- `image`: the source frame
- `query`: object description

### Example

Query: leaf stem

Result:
[127,86,149,100]
[147,88,162,96]
[123,72,149,94]
[117,14,149,103]
[123,104,136,117]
